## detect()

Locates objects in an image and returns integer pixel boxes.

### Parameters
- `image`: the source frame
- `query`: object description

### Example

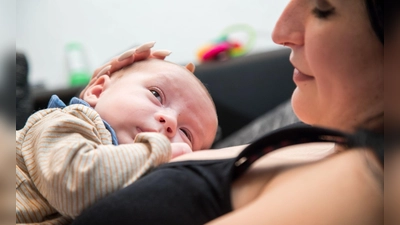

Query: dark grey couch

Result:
[194,48,299,147]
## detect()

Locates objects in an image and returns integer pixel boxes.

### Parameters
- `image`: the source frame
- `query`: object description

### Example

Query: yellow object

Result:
[196,44,213,61]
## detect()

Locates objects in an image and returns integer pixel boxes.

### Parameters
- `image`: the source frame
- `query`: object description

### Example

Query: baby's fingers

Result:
[98,41,156,75]
[117,48,136,62]
[95,64,112,78]
[81,42,170,99]
[131,41,156,61]
[151,50,172,60]
[108,44,172,71]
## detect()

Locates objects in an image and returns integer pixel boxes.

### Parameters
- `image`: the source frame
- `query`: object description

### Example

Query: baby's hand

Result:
[170,143,193,160]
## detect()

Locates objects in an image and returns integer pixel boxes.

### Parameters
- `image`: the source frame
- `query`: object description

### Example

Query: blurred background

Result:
[0,0,15,224]
[15,0,298,143]
[16,0,289,89]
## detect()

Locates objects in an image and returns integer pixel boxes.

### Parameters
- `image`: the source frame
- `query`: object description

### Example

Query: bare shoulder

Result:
[209,147,382,225]
[267,148,383,202]
[264,148,383,224]
[217,148,383,225]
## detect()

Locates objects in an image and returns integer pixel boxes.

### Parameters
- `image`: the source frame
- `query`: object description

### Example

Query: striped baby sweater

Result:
[16,100,171,224]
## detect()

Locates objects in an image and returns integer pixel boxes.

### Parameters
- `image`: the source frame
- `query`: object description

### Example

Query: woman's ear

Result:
[83,75,111,107]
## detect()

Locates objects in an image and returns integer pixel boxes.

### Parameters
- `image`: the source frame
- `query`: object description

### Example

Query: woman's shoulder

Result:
[276,147,383,192]
[219,147,383,225]
[257,148,382,224]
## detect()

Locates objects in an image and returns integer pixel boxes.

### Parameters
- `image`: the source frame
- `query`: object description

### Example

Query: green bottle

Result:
[65,42,91,87]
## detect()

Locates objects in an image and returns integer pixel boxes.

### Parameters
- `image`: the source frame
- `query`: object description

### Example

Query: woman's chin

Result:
[291,88,316,125]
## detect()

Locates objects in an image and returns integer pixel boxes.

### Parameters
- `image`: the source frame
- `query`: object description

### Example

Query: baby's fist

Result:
[170,143,192,159]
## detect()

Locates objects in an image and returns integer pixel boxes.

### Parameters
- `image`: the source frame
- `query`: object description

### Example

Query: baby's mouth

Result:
[136,127,158,133]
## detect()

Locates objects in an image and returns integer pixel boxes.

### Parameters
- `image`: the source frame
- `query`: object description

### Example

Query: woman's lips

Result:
[293,68,314,83]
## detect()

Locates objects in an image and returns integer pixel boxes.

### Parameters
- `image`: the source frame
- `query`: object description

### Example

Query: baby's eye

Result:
[180,128,192,143]
[150,90,162,103]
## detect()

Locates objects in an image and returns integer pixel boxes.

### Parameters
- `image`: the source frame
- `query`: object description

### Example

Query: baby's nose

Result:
[155,113,177,138]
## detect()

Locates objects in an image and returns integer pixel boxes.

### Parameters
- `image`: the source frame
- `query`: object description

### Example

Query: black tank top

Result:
[72,123,383,225]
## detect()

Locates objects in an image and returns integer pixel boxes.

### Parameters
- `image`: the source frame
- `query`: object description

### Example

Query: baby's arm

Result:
[20,105,171,218]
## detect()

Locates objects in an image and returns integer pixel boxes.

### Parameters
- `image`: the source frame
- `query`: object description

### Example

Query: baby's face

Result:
[85,59,218,151]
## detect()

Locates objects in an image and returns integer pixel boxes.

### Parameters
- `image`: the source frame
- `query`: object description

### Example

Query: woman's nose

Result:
[271,1,304,47]
[155,112,178,138]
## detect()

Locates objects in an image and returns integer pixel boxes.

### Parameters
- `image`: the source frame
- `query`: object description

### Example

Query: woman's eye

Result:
[312,0,335,19]
[150,90,162,103]
[312,8,334,19]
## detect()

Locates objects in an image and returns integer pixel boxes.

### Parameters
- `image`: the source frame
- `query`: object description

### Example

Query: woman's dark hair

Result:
[384,0,400,41]
[365,0,383,44]
[361,0,384,168]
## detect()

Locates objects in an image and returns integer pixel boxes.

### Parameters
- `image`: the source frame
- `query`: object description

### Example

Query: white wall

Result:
[16,0,289,89]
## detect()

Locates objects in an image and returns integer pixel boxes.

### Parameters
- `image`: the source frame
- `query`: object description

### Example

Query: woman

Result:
[73,0,383,224]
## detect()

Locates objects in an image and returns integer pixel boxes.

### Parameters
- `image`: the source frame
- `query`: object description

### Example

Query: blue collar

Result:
[47,95,119,145]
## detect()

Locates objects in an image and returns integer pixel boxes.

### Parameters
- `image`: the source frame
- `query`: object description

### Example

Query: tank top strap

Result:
[232,123,353,180]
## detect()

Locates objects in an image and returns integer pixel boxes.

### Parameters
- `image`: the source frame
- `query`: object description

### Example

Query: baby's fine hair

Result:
[112,59,217,115]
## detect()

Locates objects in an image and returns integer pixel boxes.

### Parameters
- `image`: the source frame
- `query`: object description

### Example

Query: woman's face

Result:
[272,0,383,132]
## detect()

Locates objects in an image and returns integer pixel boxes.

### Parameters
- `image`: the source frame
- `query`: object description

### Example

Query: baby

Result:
[16,56,218,224]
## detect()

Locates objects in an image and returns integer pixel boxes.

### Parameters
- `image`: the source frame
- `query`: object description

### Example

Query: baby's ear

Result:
[185,62,195,73]
[83,75,111,107]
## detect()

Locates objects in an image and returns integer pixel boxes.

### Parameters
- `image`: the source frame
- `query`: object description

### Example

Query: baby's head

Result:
[82,59,218,150]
